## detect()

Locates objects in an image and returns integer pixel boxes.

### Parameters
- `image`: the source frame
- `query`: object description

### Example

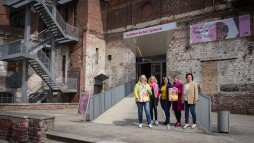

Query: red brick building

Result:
[0,0,253,114]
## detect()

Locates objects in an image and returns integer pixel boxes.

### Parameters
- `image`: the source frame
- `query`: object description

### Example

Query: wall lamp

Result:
[248,46,253,55]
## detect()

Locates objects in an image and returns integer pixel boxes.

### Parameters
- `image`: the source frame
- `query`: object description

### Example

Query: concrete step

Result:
[46,132,92,143]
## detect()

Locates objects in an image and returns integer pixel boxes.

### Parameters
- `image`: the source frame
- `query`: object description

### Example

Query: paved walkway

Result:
[1,94,254,143]
[93,94,203,134]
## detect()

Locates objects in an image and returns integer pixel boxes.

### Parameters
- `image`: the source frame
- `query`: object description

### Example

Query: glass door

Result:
[151,62,161,85]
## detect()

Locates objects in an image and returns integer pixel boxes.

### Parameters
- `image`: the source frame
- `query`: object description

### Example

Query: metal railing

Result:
[1,0,79,39]
[88,80,136,121]
[0,92,14,103]
[0,39,77,92]
[37,0,79,38]
[1,0,18,5]
[196,94,212,134]
[35,48,77,91]
[0,40,26,59]
[0,29,50,59]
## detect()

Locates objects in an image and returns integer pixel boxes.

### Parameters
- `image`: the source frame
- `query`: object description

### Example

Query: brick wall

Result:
[167,20,254,113]
[105,33,136,89]
[0,2,9,26]
[0,103,78,110]
[84,34,106,93]
[0,113,54,142]
[106,0,213,30]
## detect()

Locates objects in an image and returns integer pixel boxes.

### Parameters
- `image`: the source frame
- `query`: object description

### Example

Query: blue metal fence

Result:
[196,94,212,134]
[88,80,136,121]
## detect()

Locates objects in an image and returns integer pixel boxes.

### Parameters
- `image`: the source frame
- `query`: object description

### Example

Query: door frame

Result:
[136,60,166,84]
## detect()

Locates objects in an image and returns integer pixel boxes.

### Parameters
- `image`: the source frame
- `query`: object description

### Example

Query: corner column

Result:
[21,6,31,103]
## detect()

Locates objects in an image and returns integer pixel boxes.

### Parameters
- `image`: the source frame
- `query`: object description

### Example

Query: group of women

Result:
[134,73,199,129]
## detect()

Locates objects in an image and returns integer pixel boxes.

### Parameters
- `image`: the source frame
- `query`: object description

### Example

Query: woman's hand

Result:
[147,89,152,95]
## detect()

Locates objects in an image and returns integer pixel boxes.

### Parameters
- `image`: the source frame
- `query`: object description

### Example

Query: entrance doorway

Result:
[137,56,166,85]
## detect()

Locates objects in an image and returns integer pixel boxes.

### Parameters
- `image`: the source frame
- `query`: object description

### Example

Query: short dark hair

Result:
[186,73,194,80]
[162,76,170,86]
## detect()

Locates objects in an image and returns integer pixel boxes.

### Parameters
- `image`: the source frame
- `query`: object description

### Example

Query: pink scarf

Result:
[149,82,159,98]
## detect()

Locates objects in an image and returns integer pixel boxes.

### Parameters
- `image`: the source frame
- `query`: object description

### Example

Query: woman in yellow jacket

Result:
[134,75,153,128]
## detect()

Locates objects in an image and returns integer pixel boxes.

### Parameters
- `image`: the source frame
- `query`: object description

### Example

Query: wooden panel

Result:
[202,61,218,94]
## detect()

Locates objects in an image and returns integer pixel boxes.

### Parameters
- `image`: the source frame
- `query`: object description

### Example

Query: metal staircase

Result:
[0,30,77,93]
[0,0,78,94]
[2,0,79,43]
[29,88,49,103]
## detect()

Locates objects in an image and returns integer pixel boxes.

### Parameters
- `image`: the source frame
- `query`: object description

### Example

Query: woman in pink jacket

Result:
[171,75,184,127]
[148,76,160,125]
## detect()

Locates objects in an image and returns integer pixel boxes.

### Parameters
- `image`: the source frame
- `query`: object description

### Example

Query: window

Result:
[9,8,25,27]
[62,55,66,78]
[74,2,77,27]
[95,48,99,64]
[65,6,69,23]
[42,48,51,58]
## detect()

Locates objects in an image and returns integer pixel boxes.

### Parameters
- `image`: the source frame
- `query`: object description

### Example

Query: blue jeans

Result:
[160,100,171,124]
[184,101,196,124]
[137,102,151,124]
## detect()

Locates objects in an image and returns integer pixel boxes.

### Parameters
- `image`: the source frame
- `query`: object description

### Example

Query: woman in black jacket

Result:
[160,77,172,129]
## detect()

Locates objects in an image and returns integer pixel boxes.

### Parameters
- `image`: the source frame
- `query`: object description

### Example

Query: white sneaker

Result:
[149,124,153,128]
[151,120,154,125]
[139,124,142,128]
[191,124,196,129]
[155,120,159,125]
[167,124,171,129]
[184,124,189,129]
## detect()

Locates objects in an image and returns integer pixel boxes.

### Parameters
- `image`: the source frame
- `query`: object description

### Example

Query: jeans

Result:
[150,97,158,120]
[184,101,196,124]
[137,102,151,124]
[173,101,181,123]
[160,100,171,124]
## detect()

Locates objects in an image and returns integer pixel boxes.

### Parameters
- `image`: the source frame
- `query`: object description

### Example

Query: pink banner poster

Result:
[239,15,251,37]
[78,94,89,115]
[190,22,217,44]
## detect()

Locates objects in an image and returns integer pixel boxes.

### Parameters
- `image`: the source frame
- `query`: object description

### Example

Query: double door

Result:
[137,61,166,85]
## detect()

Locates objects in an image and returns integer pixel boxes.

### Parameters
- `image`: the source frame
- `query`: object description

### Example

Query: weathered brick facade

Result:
[104,0,254,114]
[0,112,55,142]
[0,0,253,114]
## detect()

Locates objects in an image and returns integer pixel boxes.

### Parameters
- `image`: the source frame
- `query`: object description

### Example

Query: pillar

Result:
[48,0,57,103]
[21,6,31,103]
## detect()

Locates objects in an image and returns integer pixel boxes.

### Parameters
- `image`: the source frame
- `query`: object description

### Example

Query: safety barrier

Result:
[196,94,212,134]
[88,80,136,121]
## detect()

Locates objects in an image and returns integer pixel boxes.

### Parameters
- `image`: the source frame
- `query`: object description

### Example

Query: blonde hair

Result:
[173,75,179,79]
[139,75,147,82]
[148,76,157,83]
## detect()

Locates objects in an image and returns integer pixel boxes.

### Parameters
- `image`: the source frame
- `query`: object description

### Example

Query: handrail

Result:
[34,48,77,90]
[87,80,136,121]
[36,0,79,38]
[196,94,212,134]
[0,39,77,91]
[2,0,79,39]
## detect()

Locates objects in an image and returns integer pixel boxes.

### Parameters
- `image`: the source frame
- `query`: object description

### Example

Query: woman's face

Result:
[140,76,146,83]
[187,75,192,82]
[150,77,155,83]
[174,77,179,83]
[164,78,168,84]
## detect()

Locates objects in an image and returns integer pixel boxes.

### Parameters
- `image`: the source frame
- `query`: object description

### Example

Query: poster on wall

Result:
[78,93,91,122]
[190,14,251,44]
[239,15,251,37]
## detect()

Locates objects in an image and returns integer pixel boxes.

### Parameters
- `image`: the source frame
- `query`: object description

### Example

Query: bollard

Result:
[218,111,230,133]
